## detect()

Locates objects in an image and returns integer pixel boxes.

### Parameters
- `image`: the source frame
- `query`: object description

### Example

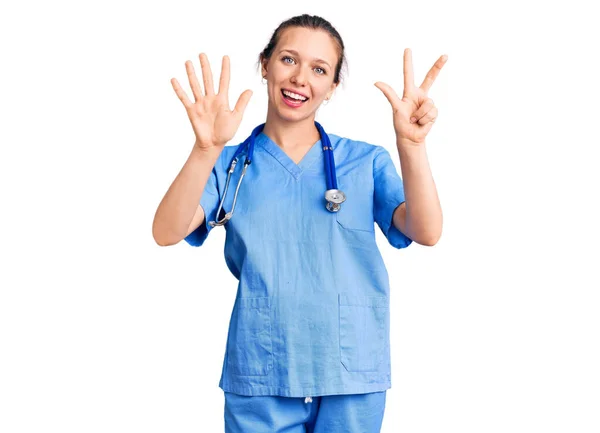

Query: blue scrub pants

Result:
[224,391,387,433]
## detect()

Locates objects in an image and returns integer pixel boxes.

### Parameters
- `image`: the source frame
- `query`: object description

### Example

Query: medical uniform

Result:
[185,130,412,429]
[224,390,386,433]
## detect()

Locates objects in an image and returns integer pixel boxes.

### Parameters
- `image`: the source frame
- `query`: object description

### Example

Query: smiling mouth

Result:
[281,89,309,103]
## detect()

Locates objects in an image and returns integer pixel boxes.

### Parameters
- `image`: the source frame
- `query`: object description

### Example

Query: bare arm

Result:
[153,52,252,246]
[374,49,447,247]
[392,139,442,246]
[152,145,220,246]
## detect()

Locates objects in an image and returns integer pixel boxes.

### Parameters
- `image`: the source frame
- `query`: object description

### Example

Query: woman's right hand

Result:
[171,53,253,152]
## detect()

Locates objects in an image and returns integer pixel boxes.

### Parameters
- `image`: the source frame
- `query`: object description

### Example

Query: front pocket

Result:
[339,294,388,372]
[335,174,375,232]
[227,296,273,376]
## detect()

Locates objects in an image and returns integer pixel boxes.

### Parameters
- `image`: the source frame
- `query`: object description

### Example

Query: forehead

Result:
[275,27,338,63]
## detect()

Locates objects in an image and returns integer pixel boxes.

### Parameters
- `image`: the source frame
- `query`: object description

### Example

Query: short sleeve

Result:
[184,166,221,247]
[373,146,413,249]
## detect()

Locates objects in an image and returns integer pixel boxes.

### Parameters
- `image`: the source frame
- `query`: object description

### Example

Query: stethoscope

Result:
[209,121,346,227]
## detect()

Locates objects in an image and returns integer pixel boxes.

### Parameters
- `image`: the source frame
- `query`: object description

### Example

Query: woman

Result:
[152,13,446,433]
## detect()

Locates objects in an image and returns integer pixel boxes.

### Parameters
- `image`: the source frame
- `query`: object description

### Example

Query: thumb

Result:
[233,89,253,115]
[374,81,400,110]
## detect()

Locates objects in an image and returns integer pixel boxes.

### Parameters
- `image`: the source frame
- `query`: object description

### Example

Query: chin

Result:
[280,111,314,123]
[270,102,314,122]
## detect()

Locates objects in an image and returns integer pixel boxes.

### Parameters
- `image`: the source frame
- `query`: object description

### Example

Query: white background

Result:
[1,0,599,432]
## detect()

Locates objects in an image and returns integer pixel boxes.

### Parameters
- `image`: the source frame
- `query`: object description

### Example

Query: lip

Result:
[280,89,309,108]
[281,88,309,99]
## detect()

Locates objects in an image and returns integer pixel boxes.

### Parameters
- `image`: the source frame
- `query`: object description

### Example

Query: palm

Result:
[375,48,447,144]
[391,87,430,144]
[190,92,240,146]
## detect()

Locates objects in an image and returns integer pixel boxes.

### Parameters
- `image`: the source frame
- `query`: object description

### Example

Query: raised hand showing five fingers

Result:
[375,48,447,145]
[171,53,253,152]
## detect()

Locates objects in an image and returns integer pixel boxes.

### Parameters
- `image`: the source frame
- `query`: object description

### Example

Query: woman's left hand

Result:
[375,48,447,145]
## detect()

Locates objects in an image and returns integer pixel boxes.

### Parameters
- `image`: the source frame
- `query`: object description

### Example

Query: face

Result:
[262,27,339,121]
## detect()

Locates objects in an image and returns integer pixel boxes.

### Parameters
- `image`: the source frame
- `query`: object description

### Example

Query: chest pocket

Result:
[335,174,375,232]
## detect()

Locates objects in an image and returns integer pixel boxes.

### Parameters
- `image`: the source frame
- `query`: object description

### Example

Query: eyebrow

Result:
[278,49,331,68]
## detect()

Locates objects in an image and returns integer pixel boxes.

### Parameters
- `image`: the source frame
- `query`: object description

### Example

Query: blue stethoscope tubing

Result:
[209,121,345,227]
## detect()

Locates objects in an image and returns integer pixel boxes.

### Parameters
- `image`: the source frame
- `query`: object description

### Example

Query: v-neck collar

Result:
[255,132,323,180]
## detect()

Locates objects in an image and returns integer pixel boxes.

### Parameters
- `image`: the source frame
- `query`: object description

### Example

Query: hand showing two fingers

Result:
[171,53,253,152]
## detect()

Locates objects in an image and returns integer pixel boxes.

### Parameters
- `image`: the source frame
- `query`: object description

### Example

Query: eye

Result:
[282,55,326,75]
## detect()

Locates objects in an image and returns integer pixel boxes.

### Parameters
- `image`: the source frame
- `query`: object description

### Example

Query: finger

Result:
[417,107,438,125]
[410,98,434,123]
[374,81,401,111]
[218,55,230,101]
[185,60,204,102]
[233,89,253,116]
[420,117,436,137]
[200,53,215,96]
[171,77,193,108]
[403,48,415,98]
[420,54,448,93]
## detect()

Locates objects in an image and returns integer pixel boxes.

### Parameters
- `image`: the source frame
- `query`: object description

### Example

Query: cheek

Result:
[314,86,329,99]
[268,83,278,98]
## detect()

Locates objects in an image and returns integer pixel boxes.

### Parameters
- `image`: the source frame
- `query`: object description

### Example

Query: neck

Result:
[262,109,320,150]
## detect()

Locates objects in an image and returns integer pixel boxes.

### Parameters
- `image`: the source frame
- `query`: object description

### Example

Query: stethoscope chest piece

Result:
[325,189,346,212]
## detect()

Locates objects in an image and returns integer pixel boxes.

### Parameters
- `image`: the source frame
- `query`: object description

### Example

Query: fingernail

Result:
[410,117,417,123]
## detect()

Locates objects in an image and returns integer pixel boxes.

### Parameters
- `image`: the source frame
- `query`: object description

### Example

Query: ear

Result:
[261,58,269,78]
[327,82,339,99]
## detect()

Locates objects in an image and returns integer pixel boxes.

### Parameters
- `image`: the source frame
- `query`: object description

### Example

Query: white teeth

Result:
[282,90,307,101]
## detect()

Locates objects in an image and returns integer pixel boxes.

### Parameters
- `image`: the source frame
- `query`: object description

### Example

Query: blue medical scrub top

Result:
[185,130,413,397]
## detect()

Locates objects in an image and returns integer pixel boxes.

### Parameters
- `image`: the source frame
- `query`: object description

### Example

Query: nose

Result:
[290,67,308,86]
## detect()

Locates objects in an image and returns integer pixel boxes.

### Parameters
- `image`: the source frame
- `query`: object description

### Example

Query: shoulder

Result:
[213,141,248,171]
[328,133,392,168]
